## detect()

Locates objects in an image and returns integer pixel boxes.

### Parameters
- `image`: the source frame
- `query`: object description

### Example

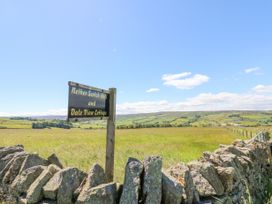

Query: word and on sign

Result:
[68,81,110,119]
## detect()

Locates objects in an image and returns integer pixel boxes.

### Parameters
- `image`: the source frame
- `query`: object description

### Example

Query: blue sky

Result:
[0,0,272,115]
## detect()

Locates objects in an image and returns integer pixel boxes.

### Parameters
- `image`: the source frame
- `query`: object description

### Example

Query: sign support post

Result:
[105,88,116,182]
[67,81,117,182]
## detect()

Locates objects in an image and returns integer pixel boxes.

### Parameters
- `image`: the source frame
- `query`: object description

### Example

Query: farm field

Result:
[77,111,272,129]
[1,111,272,129]
[0,127,245,182]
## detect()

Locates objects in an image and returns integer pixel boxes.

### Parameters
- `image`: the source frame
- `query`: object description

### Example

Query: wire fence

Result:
[227,126,272,139]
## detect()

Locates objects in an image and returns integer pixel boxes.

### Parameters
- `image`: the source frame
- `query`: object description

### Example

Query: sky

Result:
[0,0,272,116]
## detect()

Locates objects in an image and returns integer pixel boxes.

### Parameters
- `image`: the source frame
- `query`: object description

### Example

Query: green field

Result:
[0,112,271,182]
[0,127,245,182]
[1,111,272,129]
[0,117,32,129]
[90,111,272,128]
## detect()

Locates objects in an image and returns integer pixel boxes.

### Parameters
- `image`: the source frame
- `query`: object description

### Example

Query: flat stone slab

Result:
[10,165,46,196]
[76,182,117,204]
[119,158,143,204]
[26,165,60,204]
[142,156,162,204]
[43,167,86,204]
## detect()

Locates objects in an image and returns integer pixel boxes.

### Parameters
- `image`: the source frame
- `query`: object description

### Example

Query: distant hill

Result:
[30,115,67,120]
[1,111,272,129]
[72,110,272,129]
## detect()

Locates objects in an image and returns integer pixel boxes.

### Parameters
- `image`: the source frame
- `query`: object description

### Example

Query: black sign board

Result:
[68,81,110,119]
[67,81,116,182]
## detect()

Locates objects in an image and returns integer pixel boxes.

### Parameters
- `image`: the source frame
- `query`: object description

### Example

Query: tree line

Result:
[32,121,73,129]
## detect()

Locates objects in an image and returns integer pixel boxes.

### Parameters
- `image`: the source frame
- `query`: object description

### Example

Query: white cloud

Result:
[117,100,173,114]
[117,86,272,114]
[162,72,192,81]
[162,72,209,89]
[244,67,261,74]
[0,112,12,117]
[2,85,272,116]
[146,88,160,93]
[180,92,238,107]
[178,92,272,110]
[252,85,272,93]
[0,109,67,117]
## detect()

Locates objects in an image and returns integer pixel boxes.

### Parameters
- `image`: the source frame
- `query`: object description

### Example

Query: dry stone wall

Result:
[0,132,271,204]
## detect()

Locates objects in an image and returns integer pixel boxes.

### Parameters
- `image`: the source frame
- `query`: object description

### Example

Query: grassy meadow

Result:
[72,111,272,129]
[0,117,32,129]
[0,127,245,182]
[1,111,271,182]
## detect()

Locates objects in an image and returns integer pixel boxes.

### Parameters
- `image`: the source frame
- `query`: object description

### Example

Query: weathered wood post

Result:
[67,82,117,182]
[105,88,116,182]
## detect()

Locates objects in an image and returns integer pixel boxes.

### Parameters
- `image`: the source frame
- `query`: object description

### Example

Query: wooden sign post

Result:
[105,88,116,182]
[67,82,116,182]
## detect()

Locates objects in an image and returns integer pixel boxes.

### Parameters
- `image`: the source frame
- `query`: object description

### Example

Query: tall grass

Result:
[0,127,244,182]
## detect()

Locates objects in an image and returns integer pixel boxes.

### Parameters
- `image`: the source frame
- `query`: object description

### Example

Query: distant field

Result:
[66,111,272,129]
[1,111,272,129]
[0,117,32,129]
[0,127,245,182]
[71,111,272,129]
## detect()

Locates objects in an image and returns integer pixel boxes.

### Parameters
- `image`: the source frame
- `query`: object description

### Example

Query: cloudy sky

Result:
[0,1,272,116]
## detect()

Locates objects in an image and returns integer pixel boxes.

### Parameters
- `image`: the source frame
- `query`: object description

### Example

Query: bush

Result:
[32,121,73,129]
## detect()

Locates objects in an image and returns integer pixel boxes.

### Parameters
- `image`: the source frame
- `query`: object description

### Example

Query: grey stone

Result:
[84,163,106,189]
[47,154,63,169]
[188,161,224,195]
[43,167,86,204]
[218,153,244,180]
[20,198,56,204]
[2,154,27,186]
[18,198,27,204]
[162,172,183,204]
[0,153,15,174]
[233,140,246,147]
[10,165,46,195]
[212,196,232,204]
[224,145,248,157]
[202,152,222,167]
[142,156,162,204]
[116,183,123,204]
[0,145,24,159]
[19,154,49,174]
[76,182,117,204]
[26,164,60,204]
[167,163,199,204]
[77,164,106,200]
[215,167,235,193]
[253,131,270,142]
[39,200,57,204]
[190,169,216,197]
[0,185,17,203]
[0,151,26,175]
[119,158,143,204]
[42,170,61,200]
[74,177,86,199]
